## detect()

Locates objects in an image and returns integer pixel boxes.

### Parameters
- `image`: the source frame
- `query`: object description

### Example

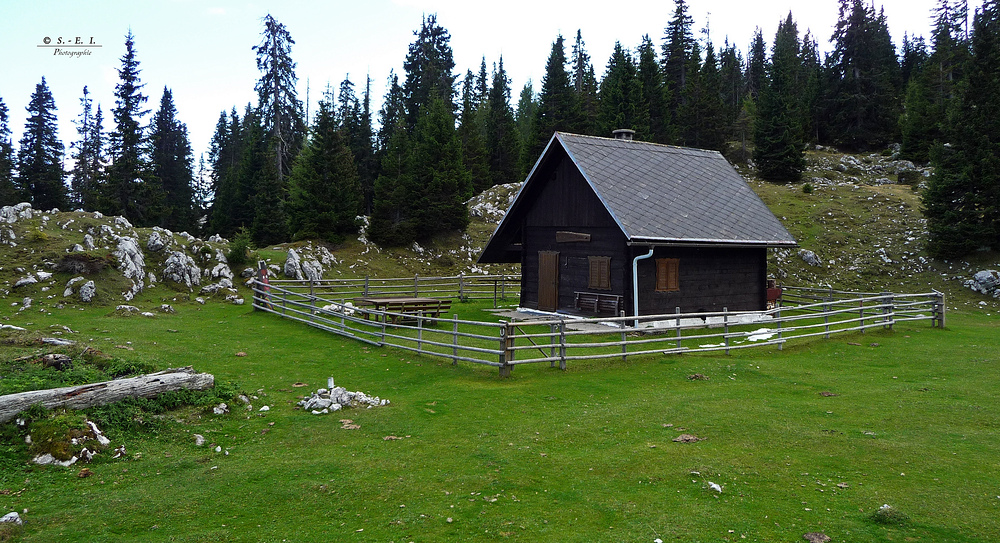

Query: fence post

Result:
[824,294,831,339]
[859,298,865,334]
[559,318,567,371]
[452,315,459,365]
[776,302,782,351]
[501,275,506,301]
[414,274,419,297]
[620,310,627,362]
[550,324,557,368]
[417,311,424,353]
[675,307,682,349]
[934,290,947,328]
[309,279,315,315]
[459,273,465,301]
[499,322,514,377]
[882,292,895,330]
[723,307,730,355]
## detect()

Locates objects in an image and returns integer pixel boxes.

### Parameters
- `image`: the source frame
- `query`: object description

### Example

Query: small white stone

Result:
[259,405,270,412]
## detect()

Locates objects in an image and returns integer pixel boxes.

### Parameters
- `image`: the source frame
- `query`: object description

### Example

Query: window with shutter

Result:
[588,256,611,290]
[656,258,680,292]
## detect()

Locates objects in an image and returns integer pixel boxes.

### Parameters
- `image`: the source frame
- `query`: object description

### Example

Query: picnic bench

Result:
[574,291,623,314]
[353,296,452,324]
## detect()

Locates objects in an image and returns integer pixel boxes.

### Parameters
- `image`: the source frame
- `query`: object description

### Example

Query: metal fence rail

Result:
[266,273,520,308]
[252,278,946,377]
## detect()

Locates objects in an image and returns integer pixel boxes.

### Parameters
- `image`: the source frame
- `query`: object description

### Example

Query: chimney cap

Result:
[612,129,635,141]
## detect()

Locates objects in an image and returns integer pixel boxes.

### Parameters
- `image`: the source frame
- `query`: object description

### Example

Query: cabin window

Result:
[656,258,680,292]
[588,256,611,290]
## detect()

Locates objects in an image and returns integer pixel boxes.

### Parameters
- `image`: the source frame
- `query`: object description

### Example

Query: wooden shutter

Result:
[588,256,611,290]
[656,258,680,292]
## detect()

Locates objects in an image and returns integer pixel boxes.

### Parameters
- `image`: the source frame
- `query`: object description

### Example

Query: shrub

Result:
[227,228,255,268]
[802,183,814,194]
[897,169,921,186]
[868,505,909,526]
[56,252,112,274]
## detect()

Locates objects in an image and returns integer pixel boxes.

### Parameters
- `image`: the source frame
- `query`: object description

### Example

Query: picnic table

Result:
[353,296,452,324]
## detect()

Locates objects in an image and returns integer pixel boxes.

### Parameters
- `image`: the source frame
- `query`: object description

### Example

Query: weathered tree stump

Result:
[0,366,214,423]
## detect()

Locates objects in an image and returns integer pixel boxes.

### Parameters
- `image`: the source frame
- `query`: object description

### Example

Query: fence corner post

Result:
[499,322,513,377]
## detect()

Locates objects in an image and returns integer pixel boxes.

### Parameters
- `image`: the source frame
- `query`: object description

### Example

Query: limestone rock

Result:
[301,258,323,282]
[79,280,96,303]
[0,512,22,525]
[13,275,37,289]
[163,251,201,289]
[798,249,822,267]
[114,237,145,300]
[284,248,303,279]
[966,269,1000,297]
[0,202,33,223]
[147,230,168,252]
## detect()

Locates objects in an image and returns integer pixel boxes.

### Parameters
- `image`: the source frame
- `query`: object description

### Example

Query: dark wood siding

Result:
[518,156,628,311]
[633,246,767,314]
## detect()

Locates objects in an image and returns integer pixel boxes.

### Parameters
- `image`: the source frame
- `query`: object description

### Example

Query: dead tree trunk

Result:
[0,366,214,423]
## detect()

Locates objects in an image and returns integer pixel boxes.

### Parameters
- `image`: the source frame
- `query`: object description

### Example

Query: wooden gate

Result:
[538,251,560,312]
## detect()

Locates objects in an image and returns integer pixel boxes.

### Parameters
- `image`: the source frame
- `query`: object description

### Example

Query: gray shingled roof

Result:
[558,133,796,245]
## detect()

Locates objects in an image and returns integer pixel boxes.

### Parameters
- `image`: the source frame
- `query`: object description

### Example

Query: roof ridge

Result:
[556,131,722,156]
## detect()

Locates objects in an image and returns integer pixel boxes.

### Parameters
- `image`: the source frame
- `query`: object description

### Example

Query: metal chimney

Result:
[612,129,635,141]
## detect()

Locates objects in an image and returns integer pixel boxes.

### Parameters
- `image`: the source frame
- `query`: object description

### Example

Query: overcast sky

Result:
[0,0,982,164]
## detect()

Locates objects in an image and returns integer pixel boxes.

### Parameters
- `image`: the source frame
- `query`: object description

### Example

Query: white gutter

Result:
[632,247,655,327]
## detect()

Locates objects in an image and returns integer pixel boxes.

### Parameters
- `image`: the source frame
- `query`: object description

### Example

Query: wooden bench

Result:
[574,292,622,314]
[359,298,452,324]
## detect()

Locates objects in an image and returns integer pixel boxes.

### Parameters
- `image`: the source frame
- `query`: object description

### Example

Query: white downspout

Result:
[632,247,655,328]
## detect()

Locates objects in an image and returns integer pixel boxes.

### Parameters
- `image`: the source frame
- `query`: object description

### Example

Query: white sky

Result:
[0,0,981,164]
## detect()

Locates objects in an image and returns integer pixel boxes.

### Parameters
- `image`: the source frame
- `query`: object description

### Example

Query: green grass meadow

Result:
[1,296,999,542]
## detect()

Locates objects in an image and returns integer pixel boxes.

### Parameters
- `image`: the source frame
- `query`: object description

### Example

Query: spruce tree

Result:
[17,77,67,211]
[485,57,522,186]
[528,35,581,162]
[458,71,490,194]
[824,0,901,150]
[597,43,649,139]
[104,30,159,224]
[662,0,695,118]
[514,82,537,176]
[286,91,361,243]
[253,14,305,187]
[402,14,457,132]
[754,13,807,181]
[69,86,104,211]
[356,76,377,215]
[208,108,245,236]
[410,95,471,237]
[924,0,1000,257]
[901,1,968,163]
[369,120,415,245]
[746,29,767,101]
[719,39,745,131]
[0,95,22,206]
[149,87,195,231]
[800,31,823,143]
[637,35,674,144]
[571,30,599,134]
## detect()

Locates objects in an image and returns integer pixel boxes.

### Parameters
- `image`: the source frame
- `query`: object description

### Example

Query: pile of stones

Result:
[297,385,389,415]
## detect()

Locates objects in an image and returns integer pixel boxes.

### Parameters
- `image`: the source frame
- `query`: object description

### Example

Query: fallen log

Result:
[0,366,214,423]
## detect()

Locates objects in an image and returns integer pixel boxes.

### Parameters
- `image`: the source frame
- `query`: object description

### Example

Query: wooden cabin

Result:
[477,131,797,317]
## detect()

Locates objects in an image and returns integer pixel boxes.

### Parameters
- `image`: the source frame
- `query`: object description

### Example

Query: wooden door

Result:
[538,251,560,312]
